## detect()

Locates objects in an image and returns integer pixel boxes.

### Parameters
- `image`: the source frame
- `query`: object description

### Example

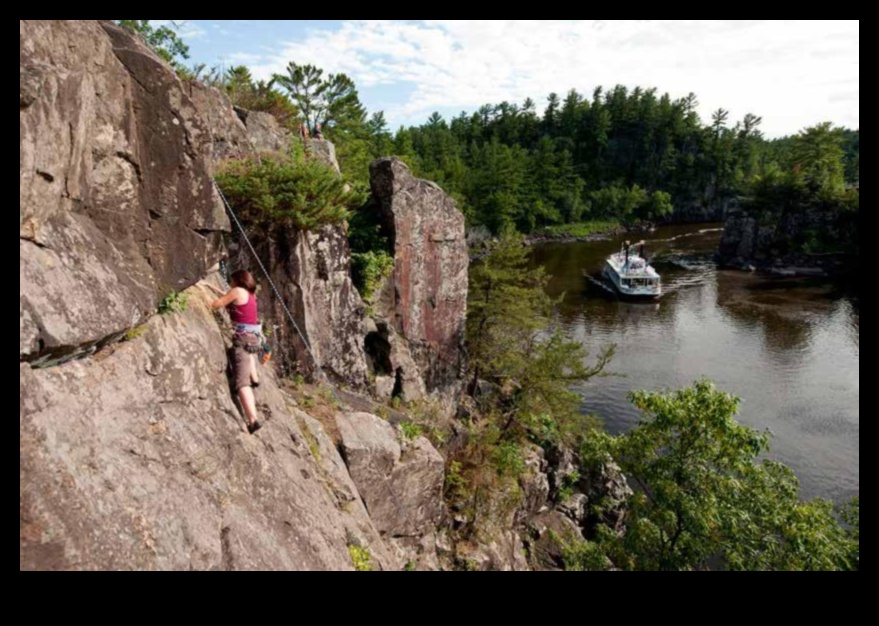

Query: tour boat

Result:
[603,241,662,299]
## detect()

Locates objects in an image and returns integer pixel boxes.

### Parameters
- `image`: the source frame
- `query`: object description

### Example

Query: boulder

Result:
[453,532,530,572]
[337,412,445,538]
[311,139,341,174]
[20,20,227,363]
[365,158,469,406]
[515,446,551,525]
[236,107,293,155]
[526,511,585,572]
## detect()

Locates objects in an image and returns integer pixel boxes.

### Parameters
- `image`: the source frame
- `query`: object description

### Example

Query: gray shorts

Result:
[231,334,261,391]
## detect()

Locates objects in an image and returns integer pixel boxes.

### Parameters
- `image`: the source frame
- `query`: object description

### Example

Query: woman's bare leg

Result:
[238,386,259,427]
[250,354,260,386]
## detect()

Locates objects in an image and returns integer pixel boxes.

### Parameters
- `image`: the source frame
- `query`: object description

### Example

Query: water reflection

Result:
[531,224,859,501]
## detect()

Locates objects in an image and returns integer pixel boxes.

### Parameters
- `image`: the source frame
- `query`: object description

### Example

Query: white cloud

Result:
[154,20,208,41]
[245,19,859,136]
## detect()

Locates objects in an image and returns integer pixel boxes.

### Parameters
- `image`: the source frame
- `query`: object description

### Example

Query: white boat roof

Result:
[608,253,660,279]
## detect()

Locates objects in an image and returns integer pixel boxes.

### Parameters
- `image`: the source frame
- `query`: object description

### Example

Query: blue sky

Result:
[170,20,859,137]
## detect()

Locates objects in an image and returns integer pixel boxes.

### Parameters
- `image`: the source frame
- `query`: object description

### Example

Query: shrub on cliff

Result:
[580,381,858,572]
[351,251,395,304]
[447,233,612,529]
[217,156,366,232]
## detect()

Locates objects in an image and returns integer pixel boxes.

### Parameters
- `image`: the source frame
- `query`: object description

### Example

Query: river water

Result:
[531,224,859,502]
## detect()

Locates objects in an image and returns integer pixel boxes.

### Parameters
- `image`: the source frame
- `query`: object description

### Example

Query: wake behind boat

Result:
[602,241,662,299]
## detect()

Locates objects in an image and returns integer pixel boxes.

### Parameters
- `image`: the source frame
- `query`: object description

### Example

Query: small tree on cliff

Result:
[467,233,613,441]
[581,381,857,571]
[117,20,190,67]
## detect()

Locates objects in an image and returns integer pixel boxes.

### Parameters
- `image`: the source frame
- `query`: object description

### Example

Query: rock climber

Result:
[205,270,264,435]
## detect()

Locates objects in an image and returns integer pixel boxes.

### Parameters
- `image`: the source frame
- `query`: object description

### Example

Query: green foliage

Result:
[404,561,416,572]
[467,234,613,442]
[589,185,673,225]
[348,545,373,572]
[790,122,847,194]
[843,497,859,570]
[221,66,299,127]
[351,251,395,303]
[551,533,611,572]
[216,156,365,231]
[117,20,189,67]
[444,234,611,532]
[158,291,189,316]
[445,461,468,500]
[744,123,859,257]
[273,63,373,183]
[557,469,581,504]
[581,381,857,571]
[492,441,526,480]
[393,86,781,234]
[123,325,149,342]
[399,422,423,442]
[540,221,621,239]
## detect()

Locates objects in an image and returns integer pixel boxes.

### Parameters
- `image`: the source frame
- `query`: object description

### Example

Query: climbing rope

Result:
[215,181,320,364]
[214,180,408,522]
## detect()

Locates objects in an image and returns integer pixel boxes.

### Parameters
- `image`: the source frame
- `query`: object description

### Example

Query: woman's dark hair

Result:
[231,270,258,294]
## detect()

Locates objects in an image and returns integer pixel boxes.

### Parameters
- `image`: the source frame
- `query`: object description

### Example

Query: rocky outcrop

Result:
[187,82,369,388]
[228,222,370,388]
[235,108,293,155]
[365,159,469,406]
[20,20,228,365]
[338,412,445,570]
[718,211,776,264]
[718,207,845,275]
[185,82,252,161]
[20,282,399,571]
[311,139,341,173]
[19,19,412,572]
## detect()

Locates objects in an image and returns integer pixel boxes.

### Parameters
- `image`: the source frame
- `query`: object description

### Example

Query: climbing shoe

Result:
[248,421,263,435]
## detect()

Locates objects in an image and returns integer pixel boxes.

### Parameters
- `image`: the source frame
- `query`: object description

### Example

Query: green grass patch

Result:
[348,545,373,572]
[123,325,150,342]
[158,291,189,316]
[540,220,621,239]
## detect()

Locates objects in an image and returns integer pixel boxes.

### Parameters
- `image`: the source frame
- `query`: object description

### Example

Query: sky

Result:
[171,19,859,137]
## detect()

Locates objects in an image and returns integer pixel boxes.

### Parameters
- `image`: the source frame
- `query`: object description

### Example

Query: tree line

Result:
[119,20,858,237]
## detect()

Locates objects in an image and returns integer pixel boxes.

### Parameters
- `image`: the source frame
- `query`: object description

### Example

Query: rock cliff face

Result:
[187,81,370,387]
[718,207,844,274]
[20,20,227,365]
[20,282,398,571]
[364,159,469,406]
[19,19,433,572]
[232,224,371,388]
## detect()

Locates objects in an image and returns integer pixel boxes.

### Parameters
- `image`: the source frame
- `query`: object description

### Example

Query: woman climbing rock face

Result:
[207,270,264,435]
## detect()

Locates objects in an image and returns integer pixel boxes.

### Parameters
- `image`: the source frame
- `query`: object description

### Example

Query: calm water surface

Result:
[531,224,859,501]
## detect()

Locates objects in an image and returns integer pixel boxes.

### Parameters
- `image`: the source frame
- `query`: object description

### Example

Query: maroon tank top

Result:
[229,292,259,325]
